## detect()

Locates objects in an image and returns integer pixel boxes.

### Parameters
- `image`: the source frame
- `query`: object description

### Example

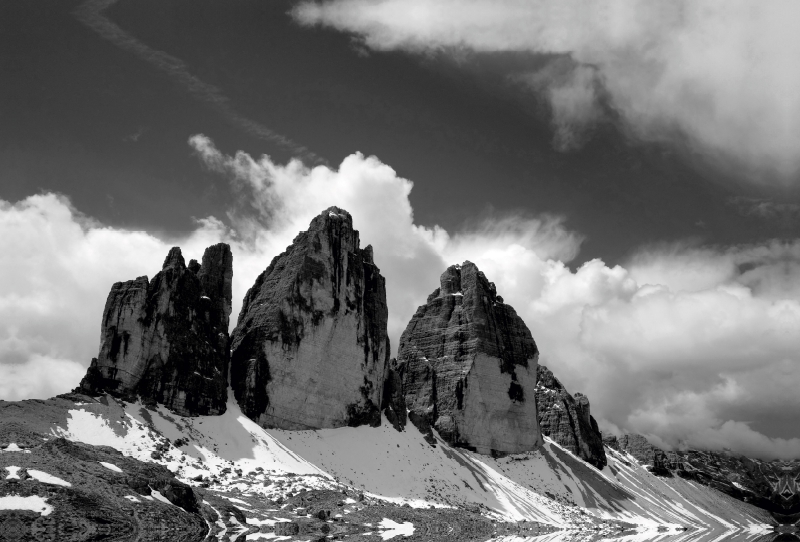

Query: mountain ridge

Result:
[2,205,788,539]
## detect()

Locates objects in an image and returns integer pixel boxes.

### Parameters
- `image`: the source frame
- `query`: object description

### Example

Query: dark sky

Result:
[1,0,798,264]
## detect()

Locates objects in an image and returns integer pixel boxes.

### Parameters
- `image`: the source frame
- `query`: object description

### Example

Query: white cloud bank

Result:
[293,0,800,183]
[3,138,800,459]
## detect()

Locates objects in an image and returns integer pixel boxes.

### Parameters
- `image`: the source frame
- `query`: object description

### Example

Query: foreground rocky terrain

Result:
[0,390,774,541]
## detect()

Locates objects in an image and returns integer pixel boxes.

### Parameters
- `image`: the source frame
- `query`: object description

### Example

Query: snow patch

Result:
[99,461,123,473]
[28,469,71,487]
[150,489,174,506]
[5,466,21,480]
[0,495,53,516]
[378,518,415,540]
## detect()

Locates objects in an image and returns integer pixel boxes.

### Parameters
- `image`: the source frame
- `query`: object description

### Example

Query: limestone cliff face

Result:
[535,365,606,469]
[230,207,389,430]
[77,244,232,416]
[397,262,542,455]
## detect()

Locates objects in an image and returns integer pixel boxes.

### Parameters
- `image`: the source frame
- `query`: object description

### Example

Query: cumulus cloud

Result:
[3,140,800,459]
[293,0,800,183]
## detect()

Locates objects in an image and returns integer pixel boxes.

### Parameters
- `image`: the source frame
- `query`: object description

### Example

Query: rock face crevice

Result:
[77,244,233,416]
[230,207,389,430]
[535,365,606,469]
[396,262,542,455]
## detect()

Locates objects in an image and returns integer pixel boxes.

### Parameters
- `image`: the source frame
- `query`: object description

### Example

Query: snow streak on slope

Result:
[51,394,773,531]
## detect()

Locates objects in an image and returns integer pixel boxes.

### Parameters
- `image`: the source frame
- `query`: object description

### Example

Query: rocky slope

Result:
[1,392,774,541]
[535,365,606,470]
[229,207,389,430]
[76,245,233,417]
[606,433,800,519]
[0,418,207,542]
[396,262,542,456]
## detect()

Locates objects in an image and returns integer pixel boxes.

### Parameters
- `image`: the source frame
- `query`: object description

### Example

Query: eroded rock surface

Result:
[230,207,389,430]
[77,244,232,416]
[397,262,542,455]
[535,365,606,469]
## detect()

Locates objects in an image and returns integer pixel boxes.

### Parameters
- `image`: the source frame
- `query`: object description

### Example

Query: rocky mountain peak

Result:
[197,243,234,331]
[162,246,186,270]
[229,207,389,430]
[535,365,606,469]
[76,244,233,416]
[396,261,542,455]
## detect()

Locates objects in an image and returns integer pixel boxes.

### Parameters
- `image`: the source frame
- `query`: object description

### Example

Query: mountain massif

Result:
[1,206,791,540]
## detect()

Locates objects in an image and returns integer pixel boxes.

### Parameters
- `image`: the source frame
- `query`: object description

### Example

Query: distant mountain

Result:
[605,433,800,520]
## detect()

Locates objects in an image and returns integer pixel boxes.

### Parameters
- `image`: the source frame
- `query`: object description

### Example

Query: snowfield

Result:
[50,393,773,535]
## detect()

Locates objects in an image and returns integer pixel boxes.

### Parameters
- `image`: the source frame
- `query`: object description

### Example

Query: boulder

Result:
[77,244,232,416]
[397,261,542,455]
[535,365,606,469]
[229,207,389,429]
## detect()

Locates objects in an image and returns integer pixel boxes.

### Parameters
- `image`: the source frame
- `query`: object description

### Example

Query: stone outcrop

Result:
[603,433,661,464]
[535,365,606,469]
[396,261,542,455]
[77,244,233,416]
[229,207,389,430]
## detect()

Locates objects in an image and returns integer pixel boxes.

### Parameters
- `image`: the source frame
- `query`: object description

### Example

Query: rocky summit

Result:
[77,244,233,417]
[229,207,389,430]
[535,365,606,469]
[396,262,542,455]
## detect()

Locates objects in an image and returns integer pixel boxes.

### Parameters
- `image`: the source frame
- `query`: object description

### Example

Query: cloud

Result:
[293,0,800,184]
[74,0,323,164]
[3,141,800,459]
[729,196,800,228]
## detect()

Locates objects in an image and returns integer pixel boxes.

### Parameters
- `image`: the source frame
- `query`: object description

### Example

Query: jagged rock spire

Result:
[396,261,542,455]
[536,365,607,469]
[76,244,233,416]
[230,207,389,430]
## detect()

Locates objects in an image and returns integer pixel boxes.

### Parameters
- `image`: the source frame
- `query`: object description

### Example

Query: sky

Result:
[2,0,800,460]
